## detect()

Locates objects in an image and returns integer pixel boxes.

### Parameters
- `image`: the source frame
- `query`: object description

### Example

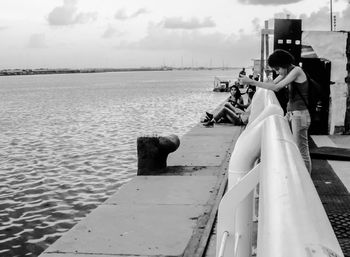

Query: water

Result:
[0,69,236,257]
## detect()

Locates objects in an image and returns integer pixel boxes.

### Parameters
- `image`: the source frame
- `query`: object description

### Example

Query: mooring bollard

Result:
[137,134,180,175]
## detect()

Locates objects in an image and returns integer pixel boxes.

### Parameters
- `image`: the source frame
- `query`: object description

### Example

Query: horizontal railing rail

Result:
[217,88,344,257]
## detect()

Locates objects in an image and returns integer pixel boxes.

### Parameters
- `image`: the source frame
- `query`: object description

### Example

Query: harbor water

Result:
[0,69,237,257]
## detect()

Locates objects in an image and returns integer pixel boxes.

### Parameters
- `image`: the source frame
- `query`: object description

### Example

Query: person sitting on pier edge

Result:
[203,103,251,127]
[203,85,255,127]
[245,85,256,107]
[228,84,245,110]
[227,85,256,112]
[203,85,244,122]
[239,49,312,173]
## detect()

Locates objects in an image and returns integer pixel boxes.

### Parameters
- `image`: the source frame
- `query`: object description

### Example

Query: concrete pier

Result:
[39,120,244,257]
[38,117,350,257]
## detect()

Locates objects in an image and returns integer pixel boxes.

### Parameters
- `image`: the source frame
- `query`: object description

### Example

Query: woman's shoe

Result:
[205,112,214,120]
[202,116,211,122]
[203,120,214,127]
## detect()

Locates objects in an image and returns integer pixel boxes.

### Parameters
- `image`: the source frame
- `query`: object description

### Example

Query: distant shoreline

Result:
[0,67,239,77]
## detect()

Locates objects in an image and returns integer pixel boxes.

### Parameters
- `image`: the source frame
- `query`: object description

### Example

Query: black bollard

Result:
[137,134,180,175]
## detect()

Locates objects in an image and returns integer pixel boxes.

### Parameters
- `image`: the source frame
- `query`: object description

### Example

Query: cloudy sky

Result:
[1,0,349,69]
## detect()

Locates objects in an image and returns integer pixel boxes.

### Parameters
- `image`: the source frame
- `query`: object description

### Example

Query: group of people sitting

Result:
[202,84,256,127]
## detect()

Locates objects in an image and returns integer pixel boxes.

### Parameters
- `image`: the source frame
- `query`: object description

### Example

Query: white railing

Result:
[216,88,344,257]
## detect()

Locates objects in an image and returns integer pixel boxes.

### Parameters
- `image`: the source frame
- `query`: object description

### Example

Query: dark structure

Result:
[137,134,180,175]
[273,19,302,64]
[345,32,350,134]
[301,58,331,135]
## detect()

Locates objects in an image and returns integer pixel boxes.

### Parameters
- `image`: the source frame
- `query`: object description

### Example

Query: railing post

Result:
[217,165,260,257]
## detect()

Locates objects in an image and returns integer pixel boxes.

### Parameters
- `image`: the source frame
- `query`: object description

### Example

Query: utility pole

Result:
[330,0,333,31]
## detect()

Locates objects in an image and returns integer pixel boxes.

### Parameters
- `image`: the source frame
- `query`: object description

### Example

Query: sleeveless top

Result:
[287,79,309,112]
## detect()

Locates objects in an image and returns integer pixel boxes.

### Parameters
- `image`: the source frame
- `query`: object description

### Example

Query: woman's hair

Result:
[267,49,295,69]
[230,85,242,99]
[245,85,256,98]
[247,85,256,93]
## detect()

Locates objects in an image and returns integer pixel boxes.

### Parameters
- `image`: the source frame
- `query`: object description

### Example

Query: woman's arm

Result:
[234,96,249,109]
[240,67,301,92]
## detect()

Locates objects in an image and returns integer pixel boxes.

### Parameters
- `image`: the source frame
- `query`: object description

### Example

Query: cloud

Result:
[238,0,301,5]
[114,22,259,67]
[48,0,97,26]
[337,4,350,30]
[130,8,148,18]
[274,9,297,20]
[298,4,350,31]
[114,9,128,20]
[28,33,47,48]
[300,7,330,30]
[271,4,350,31]
[102,25,124,39]
[114,8,148,20]
[163,17,216,29]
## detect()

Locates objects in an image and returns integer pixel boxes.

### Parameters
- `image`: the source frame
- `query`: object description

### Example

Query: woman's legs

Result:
[225,102,244,113]
[203,107,241,126]
[212,108,226,122]
[290,110,312,173]
[223,107,242,125]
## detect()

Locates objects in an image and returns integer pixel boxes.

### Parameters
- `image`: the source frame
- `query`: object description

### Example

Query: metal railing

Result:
[216,88,344,257]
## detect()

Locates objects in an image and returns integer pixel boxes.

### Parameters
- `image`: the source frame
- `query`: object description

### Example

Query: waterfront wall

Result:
[38,102,244,257]
[302,31,350,134]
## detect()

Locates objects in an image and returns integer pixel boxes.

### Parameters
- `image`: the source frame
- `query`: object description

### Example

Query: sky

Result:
[0,0,349,69]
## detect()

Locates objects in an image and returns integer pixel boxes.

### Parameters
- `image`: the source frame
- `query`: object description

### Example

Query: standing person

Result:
[238,68,246,87]
[239,49,312,173]
[239,67,246,77]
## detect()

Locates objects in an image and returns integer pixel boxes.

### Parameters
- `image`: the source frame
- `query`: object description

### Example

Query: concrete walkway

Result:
[312,135,350,192]
[39,122,244,257]
[311,135,350,256]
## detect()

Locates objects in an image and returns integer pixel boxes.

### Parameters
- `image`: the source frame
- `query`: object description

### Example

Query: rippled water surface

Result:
[0,69,236,256]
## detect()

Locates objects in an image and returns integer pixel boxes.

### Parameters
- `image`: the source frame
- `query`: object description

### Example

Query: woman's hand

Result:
[238,75,252,85]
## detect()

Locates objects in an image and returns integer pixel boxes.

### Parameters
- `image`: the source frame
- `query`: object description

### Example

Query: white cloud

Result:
[130,8,148,18]
[238,0,301,5]
[47,0,97,26]
[271,3,350,31]
[28,33,47,48]
[114,9,128,20]
[163,17,216,30]
[300,7,330,30]
[102,25,124,39]
[114,8,148,20]
[337,4,350,30]
[273,9,297,20]
[114,22,259,67]
[288,4,350,31]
